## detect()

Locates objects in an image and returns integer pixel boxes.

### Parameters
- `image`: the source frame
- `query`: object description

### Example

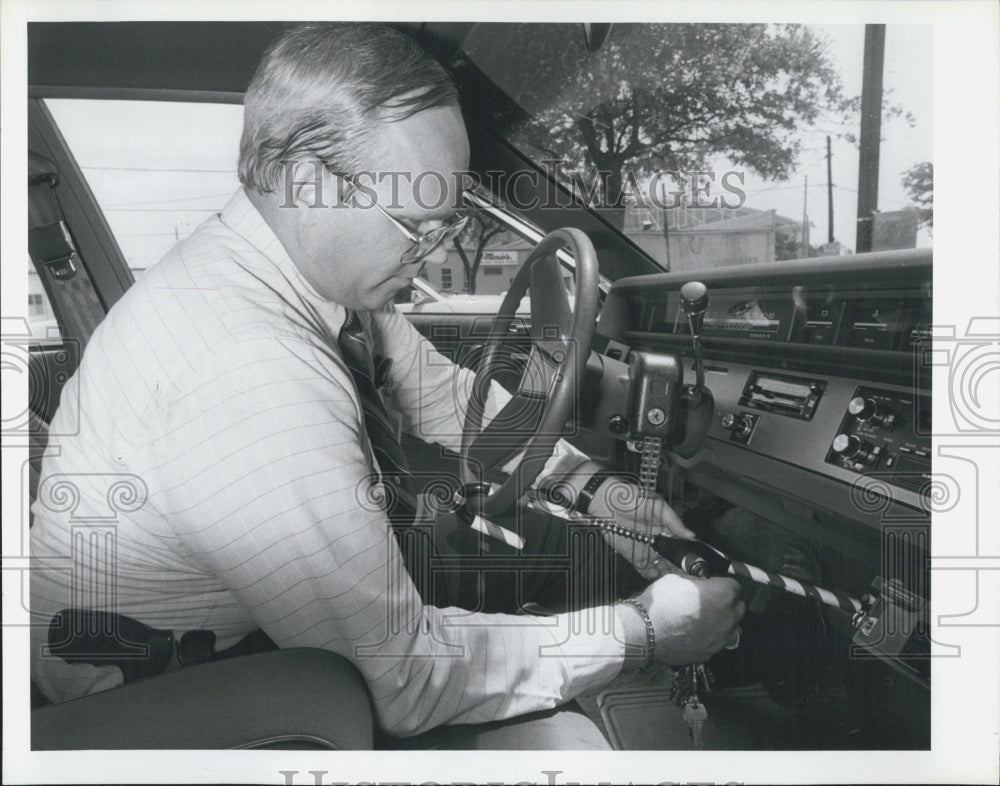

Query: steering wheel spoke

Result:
[516,346,562,397]
[529,254,575,341]
[466,392,548,478]
[460,228,600,516]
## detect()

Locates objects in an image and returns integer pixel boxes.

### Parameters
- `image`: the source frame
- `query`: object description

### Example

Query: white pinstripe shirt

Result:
[30,188,624,735]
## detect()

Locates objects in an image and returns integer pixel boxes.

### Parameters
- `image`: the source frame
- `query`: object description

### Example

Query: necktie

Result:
[337,310,416,520]
[337,310,436,604]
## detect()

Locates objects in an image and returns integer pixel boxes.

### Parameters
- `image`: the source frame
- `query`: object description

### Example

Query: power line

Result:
[103,191,234,208]
[103,207,221,213]
[81,165,236,173]
[115,232,191,238]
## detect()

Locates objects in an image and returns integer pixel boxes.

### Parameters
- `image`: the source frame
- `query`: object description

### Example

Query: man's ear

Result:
[279,159,333,211]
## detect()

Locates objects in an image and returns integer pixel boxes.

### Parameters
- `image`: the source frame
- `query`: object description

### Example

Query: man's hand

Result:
[616,573,746,666]
[585,476,694,580]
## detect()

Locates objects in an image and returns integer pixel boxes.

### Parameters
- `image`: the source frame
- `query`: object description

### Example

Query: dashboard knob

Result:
[848,396,877,421]
[832,433,862,457]
[608,414,628,434]
[722,412,753,438]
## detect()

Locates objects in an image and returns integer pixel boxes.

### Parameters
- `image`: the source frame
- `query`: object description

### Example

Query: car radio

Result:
[825,385,932,493]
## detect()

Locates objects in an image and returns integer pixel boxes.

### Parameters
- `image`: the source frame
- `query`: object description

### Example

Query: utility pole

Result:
[659,178,672,271]
[856,24,886,253]
[801,175,809,258]
[826,135,834,244]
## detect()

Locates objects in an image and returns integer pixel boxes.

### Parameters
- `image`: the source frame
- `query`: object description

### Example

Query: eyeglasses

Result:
[342,174,469,266]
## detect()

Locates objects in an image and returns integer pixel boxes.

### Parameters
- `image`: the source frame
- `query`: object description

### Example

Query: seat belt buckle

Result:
[29,221,80,280]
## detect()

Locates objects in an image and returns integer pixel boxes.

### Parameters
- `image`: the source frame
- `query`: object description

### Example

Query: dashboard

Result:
[598,247,932,509]
[593,248,933,661]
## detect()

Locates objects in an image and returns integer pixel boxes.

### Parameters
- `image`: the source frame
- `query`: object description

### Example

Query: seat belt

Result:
[28,150,106,349]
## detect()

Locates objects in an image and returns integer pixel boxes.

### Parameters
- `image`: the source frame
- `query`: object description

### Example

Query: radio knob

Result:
[848,396,877,422]
[832,433,862,458]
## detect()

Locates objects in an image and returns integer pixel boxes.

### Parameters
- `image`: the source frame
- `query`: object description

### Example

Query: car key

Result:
[682,694,709,749]
[671,663,712,747]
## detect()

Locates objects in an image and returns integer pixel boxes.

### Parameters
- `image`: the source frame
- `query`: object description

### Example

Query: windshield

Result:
[454,23,932,273]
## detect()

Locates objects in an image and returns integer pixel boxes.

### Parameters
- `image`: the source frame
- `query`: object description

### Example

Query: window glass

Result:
[26,272,60,342]
[42,98,538,303]
[455,23,932,272]
[43,99,243,279]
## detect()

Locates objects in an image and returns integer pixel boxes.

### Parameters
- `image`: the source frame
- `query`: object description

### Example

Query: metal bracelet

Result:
[619,597,656,667]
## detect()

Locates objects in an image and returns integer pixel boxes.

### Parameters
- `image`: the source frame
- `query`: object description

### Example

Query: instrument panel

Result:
[596,249,933,695]
[599,249,934,525]
[640,282,932,351]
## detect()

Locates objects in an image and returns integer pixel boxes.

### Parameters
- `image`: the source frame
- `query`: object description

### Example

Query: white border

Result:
[3,1,998,784]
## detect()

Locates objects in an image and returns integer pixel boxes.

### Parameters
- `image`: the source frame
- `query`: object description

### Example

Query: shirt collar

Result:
[218,187,347,331]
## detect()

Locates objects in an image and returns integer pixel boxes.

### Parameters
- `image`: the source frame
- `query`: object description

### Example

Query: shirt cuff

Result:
[540,605,626,698]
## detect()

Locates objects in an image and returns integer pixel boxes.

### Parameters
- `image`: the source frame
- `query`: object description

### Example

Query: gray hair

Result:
[238,23,458,193]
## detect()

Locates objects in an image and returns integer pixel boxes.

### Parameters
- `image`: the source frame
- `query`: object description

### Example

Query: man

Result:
[30,23,744,748]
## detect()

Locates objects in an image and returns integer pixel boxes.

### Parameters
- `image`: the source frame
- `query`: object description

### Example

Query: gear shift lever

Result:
[671,281,713,460]
[680,281,709,398]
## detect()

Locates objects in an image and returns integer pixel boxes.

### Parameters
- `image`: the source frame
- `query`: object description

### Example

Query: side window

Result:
[41,99,243,283]
[27,267,60,343]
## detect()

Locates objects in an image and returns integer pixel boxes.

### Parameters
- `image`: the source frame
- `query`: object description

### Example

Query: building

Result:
[425,237,532,296]
[624,204,806,272]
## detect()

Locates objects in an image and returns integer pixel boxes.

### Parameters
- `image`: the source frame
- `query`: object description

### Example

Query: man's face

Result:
[292,104,470,311]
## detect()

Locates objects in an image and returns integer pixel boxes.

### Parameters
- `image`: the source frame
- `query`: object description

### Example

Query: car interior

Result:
[25,22,931,751]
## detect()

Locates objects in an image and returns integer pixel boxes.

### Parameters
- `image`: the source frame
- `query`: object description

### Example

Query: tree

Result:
[902,161,933,230]
[456,23,855,229]
[775,230,825,261]
[451,213,510,294]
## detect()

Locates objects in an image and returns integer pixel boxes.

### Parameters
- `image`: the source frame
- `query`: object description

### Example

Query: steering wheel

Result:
[459,228,601,517]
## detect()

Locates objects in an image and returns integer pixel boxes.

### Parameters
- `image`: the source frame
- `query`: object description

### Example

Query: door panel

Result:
[28,343,79,425]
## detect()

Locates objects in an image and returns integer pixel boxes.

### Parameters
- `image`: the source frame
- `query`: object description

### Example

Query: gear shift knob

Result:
[680,282,709,395]
[680,281,709,335]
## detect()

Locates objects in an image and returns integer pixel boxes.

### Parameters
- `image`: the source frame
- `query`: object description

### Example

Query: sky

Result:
[732,24,934,251]
[44,22,935,272]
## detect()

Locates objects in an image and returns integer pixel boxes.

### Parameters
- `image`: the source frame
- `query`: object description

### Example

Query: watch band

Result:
[572,470,616,514]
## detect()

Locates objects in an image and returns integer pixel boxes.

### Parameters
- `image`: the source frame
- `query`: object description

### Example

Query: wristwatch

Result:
[572,470,616,514]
